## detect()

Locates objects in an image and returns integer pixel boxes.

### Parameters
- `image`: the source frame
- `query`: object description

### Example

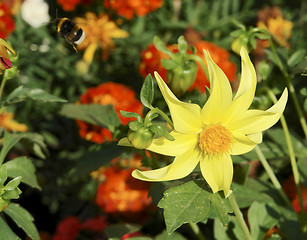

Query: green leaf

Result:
[4,177,21,191]
[140,74,154,109]
[287,49,306,68]
[161,59,177,70]
[177,36,188,54]
[59,104,121,132]
[5,86,67,105]
[248,202,280,240]
[128,121,143,131]
[0,131,48,165]
[5,157,40,190]
[120,111,142,122]
[149,124,175,141]
[208,192,231,226]
[0,164,8,186]
[2,188,22,200]
[4,203,40,240]
[155,230,187,240]
[104,223,141,238]
[158,180,211,234]
[0,217,21,240]
[231,182,274,208]
[153,36,174,56]
[70,143,122,177]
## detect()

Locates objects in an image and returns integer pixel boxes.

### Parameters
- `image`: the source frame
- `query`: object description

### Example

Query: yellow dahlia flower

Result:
[130,48,288,196]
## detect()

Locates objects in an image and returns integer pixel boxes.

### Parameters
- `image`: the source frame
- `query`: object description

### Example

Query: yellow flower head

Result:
[131,48,288,197]
[0,38,15,71]
[75,12,129,63]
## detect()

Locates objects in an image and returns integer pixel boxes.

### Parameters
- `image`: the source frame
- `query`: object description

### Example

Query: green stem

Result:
[188,222,207,240]
[187,54,209,80]
[144,108,174,129]
[266,88,305,213]
[0,76,8,101]
[254,146,292,207]
[228,193,253,240]
[268,38,307,139]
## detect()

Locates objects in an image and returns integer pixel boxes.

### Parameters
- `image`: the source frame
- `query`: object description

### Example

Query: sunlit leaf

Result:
[158,180,211,234]
[4,203,40,240]
[140,74,154,109]
[5,157,40,190]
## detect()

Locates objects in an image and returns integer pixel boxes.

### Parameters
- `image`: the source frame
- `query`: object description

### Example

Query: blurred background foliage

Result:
[1,0,307,239]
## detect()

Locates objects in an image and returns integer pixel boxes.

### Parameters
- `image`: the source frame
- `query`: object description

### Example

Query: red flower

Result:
[76,82,143,144]
[96,165,152,215]
[53,216,81,240]
[121,232,143,240]
[0,3,15,39]
[104,0,163,20]
[53,215,107,240]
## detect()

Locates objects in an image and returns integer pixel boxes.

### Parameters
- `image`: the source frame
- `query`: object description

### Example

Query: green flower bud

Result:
[167,60,197,96]
[231,34,250,56]
[127,128,154,149]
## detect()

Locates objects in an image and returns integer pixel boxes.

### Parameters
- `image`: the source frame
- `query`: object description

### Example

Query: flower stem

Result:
[144,108,174,129]
[188,222,207,240]
[254,145,292,207]
[228,192,253,240]
[268,38,307,139]
[0,75,8,101]
[266,88,305,213]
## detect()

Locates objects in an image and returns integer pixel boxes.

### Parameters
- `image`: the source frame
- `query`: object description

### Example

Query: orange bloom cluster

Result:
[104,0,163,19]
[75,12,129,62]
[96,158,152,215]
[52,215,107,240]
[255,6,293,57]
[0,3,15,39]
[76,82,143,144]
[0,111,27,132]
[139,41,236,93]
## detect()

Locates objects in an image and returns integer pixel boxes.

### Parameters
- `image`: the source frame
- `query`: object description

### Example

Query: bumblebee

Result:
[54,17,85,52]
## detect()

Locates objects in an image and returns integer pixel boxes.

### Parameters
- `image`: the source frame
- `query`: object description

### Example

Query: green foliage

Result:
[4,203,40,240]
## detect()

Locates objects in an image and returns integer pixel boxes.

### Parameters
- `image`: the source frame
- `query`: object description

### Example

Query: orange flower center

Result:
[199,124,232,155]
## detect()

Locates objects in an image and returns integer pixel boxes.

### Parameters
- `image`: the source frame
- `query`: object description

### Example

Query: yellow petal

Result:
[231,131,262,155]
[154,72,203,134]
[147,131,198,156]
[201,50,233,125]
[228,88,288,134]
[200,153,233,196]
[132,147,200,181]
[224,47,257,124]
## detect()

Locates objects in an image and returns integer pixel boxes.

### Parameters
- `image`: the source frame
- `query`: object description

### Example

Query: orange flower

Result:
[139,41,236,93]
[75,12,129,62]
[190,41,236,92]
[0,3,15,39]
[57,0,81,11]
[96,165,152,215]
[104,0,163,20]
[0,111,27,132]
[76,82,143,144]
[139,43,168,80]
[255,6,293,58]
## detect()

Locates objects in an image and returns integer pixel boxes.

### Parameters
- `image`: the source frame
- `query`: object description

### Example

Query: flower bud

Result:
[167,60,197,96]
[127,128,154,149]
[231,34,250,56]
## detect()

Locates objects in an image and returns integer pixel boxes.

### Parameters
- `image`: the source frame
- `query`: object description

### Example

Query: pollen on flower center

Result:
[199,124,232,155]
